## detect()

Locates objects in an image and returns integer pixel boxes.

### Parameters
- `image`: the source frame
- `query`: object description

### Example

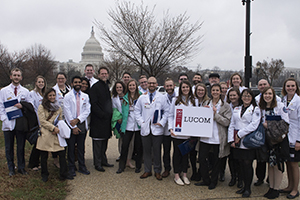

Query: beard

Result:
[74,85,81,91]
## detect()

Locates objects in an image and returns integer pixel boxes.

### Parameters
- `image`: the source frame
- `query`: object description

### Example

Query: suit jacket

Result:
[89,79,112,139]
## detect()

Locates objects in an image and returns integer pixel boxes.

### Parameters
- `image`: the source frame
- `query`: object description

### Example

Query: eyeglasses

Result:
[180,78,187,81]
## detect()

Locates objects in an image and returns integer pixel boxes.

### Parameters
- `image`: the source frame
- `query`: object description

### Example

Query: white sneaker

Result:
[174,177,184,186]
[182,176,190,185]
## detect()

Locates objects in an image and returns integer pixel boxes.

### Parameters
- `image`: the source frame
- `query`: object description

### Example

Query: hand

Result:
[70,118,79,127]
[117,119,122,124]
[212,105,217,114]
[154,123,162,127]
[170,129,176,137]
[263,122,268,129]
[14,103,22,109]
[72,127,81,135]
[231,142,236,148]
[295,142,300,151]
[52,127,59,135]
[204,105,210,108]
[235,134,240,144]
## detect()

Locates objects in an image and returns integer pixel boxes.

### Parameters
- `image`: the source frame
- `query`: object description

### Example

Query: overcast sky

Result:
[1,0,299,71]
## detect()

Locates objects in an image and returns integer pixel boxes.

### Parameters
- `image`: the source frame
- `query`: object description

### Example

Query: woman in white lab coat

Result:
[280,78,300,199]
[169,80,195,186]
[228,88,261,198]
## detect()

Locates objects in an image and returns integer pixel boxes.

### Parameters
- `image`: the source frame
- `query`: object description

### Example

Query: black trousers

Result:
[40,150,68,179]
[162,135,172,171]
[119,130,142,170]
[92,139,108,167]
[240,159,254,191]
[28,143,40,168]
[67,132,87,170]
[199,142,220,185]
[172,138,188,174]
[255,161,266,181]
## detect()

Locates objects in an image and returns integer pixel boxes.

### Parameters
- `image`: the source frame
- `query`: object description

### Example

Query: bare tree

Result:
[96,1,202,77]
[0,43,12,86]
[256,59,285,86]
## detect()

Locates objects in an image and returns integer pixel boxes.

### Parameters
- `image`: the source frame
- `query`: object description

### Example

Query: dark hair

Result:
[125,79,140,106]
[42,88,56,111]
[56,72,67,79]
[210,83,224,105]
[193,73,202,78]
[85,64,94,69]
[98,66,109,74]
[122,72,131,77]
[259,86,277,109]
[71,76,82,83]
[175,80,195,106]
[139,74,147,80]
[81,77,90,93]
[194,83,209,102]
[282,78,300,96]
[230,72,243,87]
[11,68,22,76]
[112,80,126,97]
[178,73,189,81]
[34,75,47,96]
[226,87,240,104]
[240,88,257,107]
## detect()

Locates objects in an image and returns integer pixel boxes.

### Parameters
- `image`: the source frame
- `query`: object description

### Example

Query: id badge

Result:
[144,103,150,109]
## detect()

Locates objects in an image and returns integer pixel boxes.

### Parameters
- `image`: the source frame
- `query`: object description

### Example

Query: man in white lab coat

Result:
[64,76,91,177]
[134,76,169,180]
[0,68,30,176]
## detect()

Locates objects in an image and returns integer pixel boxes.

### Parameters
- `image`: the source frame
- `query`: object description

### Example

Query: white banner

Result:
[173,105,213,137]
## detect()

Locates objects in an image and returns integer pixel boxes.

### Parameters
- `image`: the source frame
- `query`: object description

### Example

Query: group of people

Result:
[0,65,299,199]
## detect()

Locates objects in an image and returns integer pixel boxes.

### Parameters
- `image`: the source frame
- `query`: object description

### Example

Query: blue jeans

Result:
[4,130,26,171]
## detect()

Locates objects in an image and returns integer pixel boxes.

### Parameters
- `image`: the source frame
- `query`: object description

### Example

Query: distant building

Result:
[55,27,104,74]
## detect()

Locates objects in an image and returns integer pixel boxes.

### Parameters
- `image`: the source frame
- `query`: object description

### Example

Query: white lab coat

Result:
[261,102,289,124]
[228,104,261,149]
[282,94,300,146]
[134,92,169,137]
[112,95,122,113]
[63,89,91,131]
[168,97,192,140]
[163,93,174,136]
[0,83,29,131]
[28,90,43,114]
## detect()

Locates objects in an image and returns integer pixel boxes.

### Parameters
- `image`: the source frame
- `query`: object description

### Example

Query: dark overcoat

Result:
[89,79,112,139]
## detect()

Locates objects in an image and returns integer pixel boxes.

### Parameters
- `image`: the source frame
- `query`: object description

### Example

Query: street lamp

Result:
[256,63,260,85]
[242,0,254,88]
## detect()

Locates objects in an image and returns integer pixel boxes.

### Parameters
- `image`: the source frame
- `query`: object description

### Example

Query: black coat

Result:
[89,79,112,139]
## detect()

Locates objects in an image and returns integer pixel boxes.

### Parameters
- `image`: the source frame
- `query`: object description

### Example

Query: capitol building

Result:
[55,27,104,74]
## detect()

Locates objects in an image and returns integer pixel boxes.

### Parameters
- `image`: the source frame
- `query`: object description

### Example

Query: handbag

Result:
[26,126,41,145]
[242,123,265,149]
[178,137,198,155]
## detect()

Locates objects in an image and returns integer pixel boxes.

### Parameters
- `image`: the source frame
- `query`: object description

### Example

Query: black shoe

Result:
[194,181,210,186]
[116,168,123,174]
[267,189,279,199]
[219,173,225,182]
[78,168,90,175]
[9,170,15,176]
[17,169,28,175]
[287,191,299,199]
[237,179,243,188]
[242,190,251,198]
[102,163,114,167]
[208,183,216,190]
[42,176,48,182]
[236,188,245,194]
[228,177,236,186]
[60,175,74,181]
[116,156,120,162]
[195,172,201,182]
[254,179,264,186]
[135,168,141,173]
[279,189,291,194]
[264,188,273,198]
[95,166,105,172]
[69,169,76,177]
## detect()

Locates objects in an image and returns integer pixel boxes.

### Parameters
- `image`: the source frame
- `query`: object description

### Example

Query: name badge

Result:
[144,103,150,109]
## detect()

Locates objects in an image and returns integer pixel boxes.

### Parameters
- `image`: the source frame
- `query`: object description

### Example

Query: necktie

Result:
[76,93,80,117]
[14,87,17,96]
[150,93,153,103]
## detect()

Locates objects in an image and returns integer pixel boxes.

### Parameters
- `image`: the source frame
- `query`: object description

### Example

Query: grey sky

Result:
[1,0,299,71]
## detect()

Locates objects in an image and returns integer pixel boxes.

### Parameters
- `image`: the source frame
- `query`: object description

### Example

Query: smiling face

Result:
[116,83,124,95]
[178,75,188,83]
[229,90,239,104]
[84,66,95,79]
[139,77,148,90]
[181,83,190,96]
[36,77,45,90]
[128,80,137,94]
[122,74,131,85]
[98,69,109,82]
[241,91,252,107]
[47,91,56,103]
[147,77,158,93]
[231,75,242,87]
[56,74,67,87]
[164,80,175,95]
[258,79,269,93]
[263,88,274,105]
[196,86,205,99]
[285,80,297,96]
[211,85,221,100]
[192,75,202,85]
[10,70,22,86]
[221,83,228,96]
[81,80,89,92]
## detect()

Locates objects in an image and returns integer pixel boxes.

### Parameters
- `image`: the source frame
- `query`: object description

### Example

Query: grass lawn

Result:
[0,121,68,200]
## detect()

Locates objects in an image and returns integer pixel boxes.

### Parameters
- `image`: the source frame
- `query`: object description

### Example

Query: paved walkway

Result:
[66,136,295,200]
